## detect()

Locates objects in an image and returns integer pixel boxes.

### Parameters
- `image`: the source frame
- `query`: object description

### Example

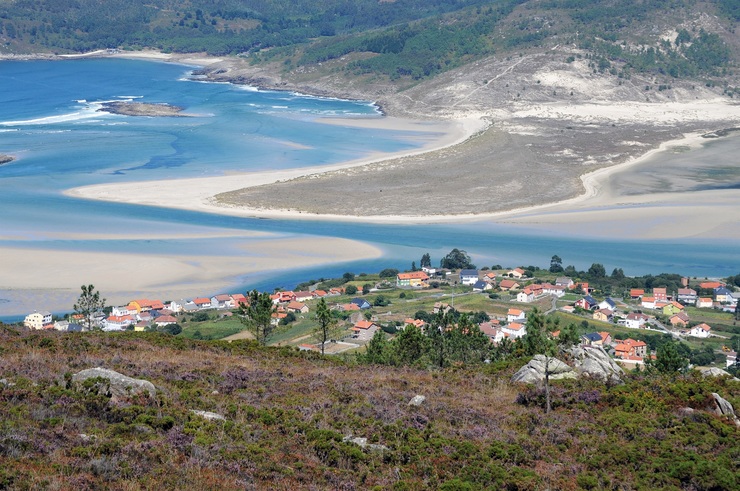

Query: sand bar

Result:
[0,236,381,316]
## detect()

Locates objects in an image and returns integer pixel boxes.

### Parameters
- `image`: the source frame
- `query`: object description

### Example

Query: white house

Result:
[689,323,712,338]
[210,294,234,309]
[622,312,649,329]
[459,269,479,285]
[23,311,52,330]
[111,306,132,317]
[695,297,714,308]
[516,290,534,303]
[598,298,617,311]
[507,308,526,323]
[502,322,526,339]
[103,315,134,331]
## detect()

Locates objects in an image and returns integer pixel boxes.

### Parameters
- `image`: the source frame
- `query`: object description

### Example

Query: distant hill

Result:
[1,1,737,91]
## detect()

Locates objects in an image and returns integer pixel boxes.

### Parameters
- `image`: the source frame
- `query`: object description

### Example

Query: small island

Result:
[98,101,189,117]
[0,154,15,165]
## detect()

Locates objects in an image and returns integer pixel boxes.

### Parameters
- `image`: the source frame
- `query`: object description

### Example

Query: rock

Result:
[511,355,577,384]
[408,395,426,407]
[0,378,14,387]
[698,367,739,381]
[567,346,624,383]
[72,367,156,401]
[677,407,695,416]
[711,393,740,426]
[343,435,389,452]
[190,410,226,421]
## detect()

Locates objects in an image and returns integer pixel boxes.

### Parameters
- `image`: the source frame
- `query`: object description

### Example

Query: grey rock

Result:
[511,355,577,384]
[72,367,156,400]
[190,410,226,421]
[712,393,740,426]
[567,346,624,383]
[408,395,426,406]
[343,435,389,452]
[698,367,740,381]
[677,407,695,416]
[0,378,14,387]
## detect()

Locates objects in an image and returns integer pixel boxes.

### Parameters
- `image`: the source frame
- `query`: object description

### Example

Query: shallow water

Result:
[1,58,739,313]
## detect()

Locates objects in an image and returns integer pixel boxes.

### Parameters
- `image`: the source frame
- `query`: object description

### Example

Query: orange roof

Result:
[193,297,211,305]
[642,296,655,302]
[598,331,610,342]
[397,271,429,280]
[623,338,646,348]
[506,322,524,331]
[694,323,712,331]
[699,281,723,289]
[353,320,376,330]
[508,308,523,316]
[630,289,645,296]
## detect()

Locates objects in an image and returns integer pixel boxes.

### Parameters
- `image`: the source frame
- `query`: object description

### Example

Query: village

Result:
[20,262,740,371]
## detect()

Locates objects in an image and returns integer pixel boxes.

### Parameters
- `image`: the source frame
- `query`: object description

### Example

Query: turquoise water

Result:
[1,58,739,302]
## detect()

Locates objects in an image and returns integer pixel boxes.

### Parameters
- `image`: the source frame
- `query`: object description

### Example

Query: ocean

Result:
[1,58,739,315]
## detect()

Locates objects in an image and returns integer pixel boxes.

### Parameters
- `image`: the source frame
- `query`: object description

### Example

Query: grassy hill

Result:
[0,324,738,489]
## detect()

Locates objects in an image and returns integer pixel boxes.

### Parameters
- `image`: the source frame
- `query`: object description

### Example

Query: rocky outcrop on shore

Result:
[0,154,14,165]
[98,101,188,117]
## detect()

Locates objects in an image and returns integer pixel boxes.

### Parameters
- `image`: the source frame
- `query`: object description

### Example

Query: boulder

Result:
[408,395,426,407]
[511,355,577,384]
[567,346,624,383]
[711,393,740,427]
[190,410,226,421]
[343,435,389,452]
[72,367,156,401]
[698,367,739,381]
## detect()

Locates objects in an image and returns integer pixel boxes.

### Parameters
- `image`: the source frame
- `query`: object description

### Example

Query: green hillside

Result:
[1,1,737,85]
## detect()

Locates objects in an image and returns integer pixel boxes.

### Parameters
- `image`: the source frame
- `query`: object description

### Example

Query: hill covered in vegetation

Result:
[0,323,738,489]
[1,1,738,90]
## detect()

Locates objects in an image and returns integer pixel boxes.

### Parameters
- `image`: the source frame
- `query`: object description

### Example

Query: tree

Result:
[549,255,563,273]
[362,329,388,364]
[378,268,399,278]
[362,283,372,295]
[390,324,427,366]
[345,284,358,295]
[411,261,417,271]
[237,290,276,346]
[557,323,581,348]
[652,341,689,374]
[73,284,105,331]
[440,248,475,269]
[373,295,390,307]
[313,298,338,355]
[588,263,606,278]
[420,253,432,269]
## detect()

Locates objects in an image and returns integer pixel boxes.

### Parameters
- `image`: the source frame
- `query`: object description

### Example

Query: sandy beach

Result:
[0,236,381,316]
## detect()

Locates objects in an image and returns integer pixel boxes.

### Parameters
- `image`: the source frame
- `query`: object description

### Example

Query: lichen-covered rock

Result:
[72,367,156,401]
[567,346,624,383]
[408,395,426,406]
[511,355,577,384]
[712,392,740,427]
[190,410,226,421]
[699,367,739,381]
[343,435,389,452]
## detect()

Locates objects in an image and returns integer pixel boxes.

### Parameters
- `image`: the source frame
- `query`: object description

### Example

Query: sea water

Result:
[1,58,739,304]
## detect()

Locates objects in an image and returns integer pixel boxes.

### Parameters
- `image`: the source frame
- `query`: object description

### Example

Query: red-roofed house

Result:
[695,297,713,308]
[614,338,648,359]
[630,289,645,299]
[641,296,656,309]
[396,271,429,287]
[669,312,690,327]
[689,323,712,338]
[286,301,309,314]
[598,331,612,345]
[593,309,613,322]
[502,322,526,339]
[404,318,426,330]
[293,291,314,302]
[104,315,133,331]
[653,288,668,302]
[508,267,526,279]
[231,293,248,307]
[623,312,649,329]
[211,294,233,309]
[351,320,379,340]
[193,297,212,309]
[128,299,164,313]
[155,315,178,327]
[699,281,723,290]
[507,308,526,323]
[499,279,520,291]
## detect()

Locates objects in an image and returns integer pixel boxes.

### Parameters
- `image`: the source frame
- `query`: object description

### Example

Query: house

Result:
[714,287,735,304]
[165,301,183,313]
[293,291,314,302]
[593,309,614,322]
[622,312,649,329]
[459,269,479,285]
[193,297,212,310]
[498,279,520,291]
[662,301,684,316]
[508,267,526,279]
[695,297,714,308]
[270,312,288,325]
[614,338,648,359]
[541,283,566,297]
[641,296,656,309]
[555,277,574,288]
[483,272,498,283]
[689,323,712,338]
[127,299,164,313]
[181,301,200,313]
[629,289,645,299]
[582,332,603,345]
[111,306,132,317]
[403,318,426,330]
[103,315,134,331]
[507,308,526,323]
[270,291,295,304]
[286,301,309,314]
[472,280,492,292]
[350,298,371,310]
[575,295,598,310]
[652,288,668,302]
[699,281,723,290]
[335,303,361,312]
[502,322,526,339]
[351,320,379,340]
[23,311,53,330]
[396,271,429,287]
[137,311,153,324]
[230,294,248,307]
[516,288,535,303]
[312,290,327,298]
[726,351,737,368]
[598,298,617,311]
[210,294,233,309]
[669,312,690,327]
[433,302,452,314]
[478,322,504,342]
[598,331,612,345]
[677,288,698,304]
[155,315,178,327]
